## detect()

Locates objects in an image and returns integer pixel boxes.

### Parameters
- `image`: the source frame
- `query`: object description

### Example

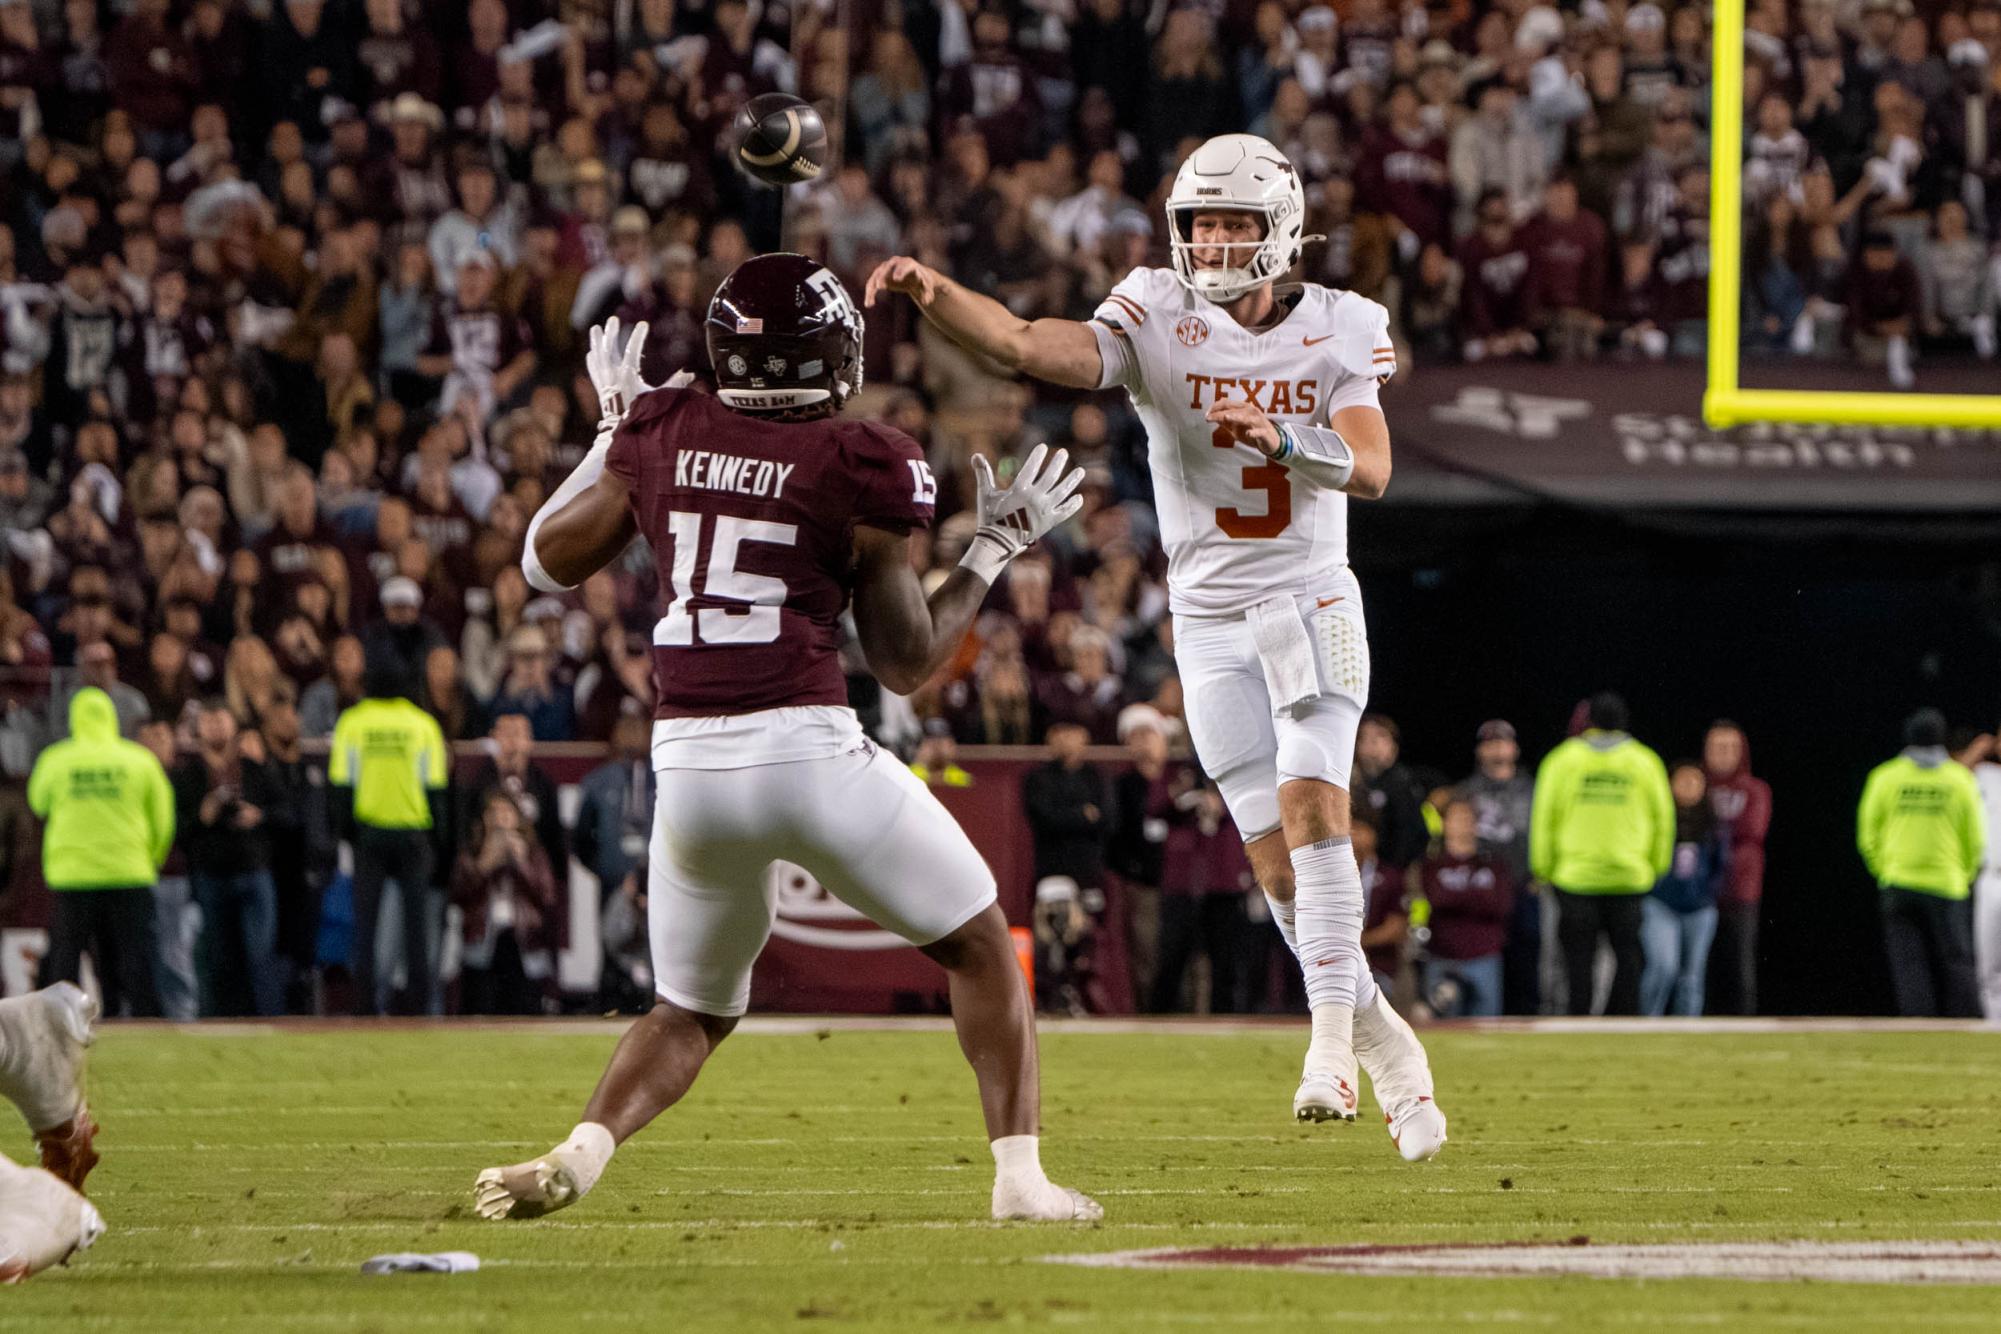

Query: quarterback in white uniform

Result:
[868,134,1445,1160]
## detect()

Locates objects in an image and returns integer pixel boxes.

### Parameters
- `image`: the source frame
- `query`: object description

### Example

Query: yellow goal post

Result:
[1703,0,2001,429]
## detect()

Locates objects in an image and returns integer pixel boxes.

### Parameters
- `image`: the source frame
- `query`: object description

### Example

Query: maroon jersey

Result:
[1457,227,1533,338]
[1355,126,1452,251]
[607,389,936,720]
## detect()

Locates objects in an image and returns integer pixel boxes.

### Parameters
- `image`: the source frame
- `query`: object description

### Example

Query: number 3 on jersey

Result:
[655,511,798,646]
[1211,423,1291,538]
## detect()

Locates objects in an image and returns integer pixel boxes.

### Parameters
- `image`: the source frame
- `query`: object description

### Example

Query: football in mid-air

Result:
[733,93,828,186]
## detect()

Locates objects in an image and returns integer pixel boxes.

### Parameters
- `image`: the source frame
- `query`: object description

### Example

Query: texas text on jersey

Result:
[604,385,936,720]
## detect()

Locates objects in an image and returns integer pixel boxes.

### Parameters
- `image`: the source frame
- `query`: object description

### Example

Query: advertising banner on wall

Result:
[1387,362,2001,510]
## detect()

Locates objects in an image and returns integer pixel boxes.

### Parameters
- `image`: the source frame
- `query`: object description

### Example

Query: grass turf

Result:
[6,1022,1998,1330]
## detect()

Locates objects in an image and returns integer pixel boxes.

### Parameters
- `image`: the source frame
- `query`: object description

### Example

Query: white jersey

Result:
[1090,266,1393,616]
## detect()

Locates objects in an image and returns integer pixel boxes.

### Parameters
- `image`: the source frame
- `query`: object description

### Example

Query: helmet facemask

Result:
[1168,207,1290,304]
[711,335,861,422]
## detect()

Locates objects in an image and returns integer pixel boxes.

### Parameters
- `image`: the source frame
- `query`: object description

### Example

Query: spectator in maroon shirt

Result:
[1034,623,1125,744]
[1457,188,1536,361]
[623,100,713,218]
[1703,722,1772,1016]
[1356,815,1407,1000]
[939,8,1043,169]
[1522,176,1609,361]
[1356,81,1453,259]
[1847,230,1921,387]
[356,0,443,112]
[107,0,197,150]
[1416,797,1516,1018]
[258,0,358,145]
[251,461,352,624]
[1152,778,1251,1013]
[448,0,510,120]
[0,0,53,153]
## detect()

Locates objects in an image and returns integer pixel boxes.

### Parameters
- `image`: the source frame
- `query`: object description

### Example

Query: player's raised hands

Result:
[863,256,940,308]
[586,316,651,425]
[959,443,1086,583]
[1206,396,1284,458]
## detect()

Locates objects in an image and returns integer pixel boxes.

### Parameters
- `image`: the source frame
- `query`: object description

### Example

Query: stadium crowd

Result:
[0,0,1993,1017]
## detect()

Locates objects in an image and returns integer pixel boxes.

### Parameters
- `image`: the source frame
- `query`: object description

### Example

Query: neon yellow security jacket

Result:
[26,688,175,890]
[328,696,449,829]
[1856,752,1986,900]
[1529,730,1674,894]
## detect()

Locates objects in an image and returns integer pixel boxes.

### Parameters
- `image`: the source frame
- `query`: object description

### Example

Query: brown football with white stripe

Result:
[732,93,828,186]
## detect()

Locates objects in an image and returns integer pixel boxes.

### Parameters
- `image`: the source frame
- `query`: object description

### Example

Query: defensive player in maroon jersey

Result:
[474,256,1100,1223]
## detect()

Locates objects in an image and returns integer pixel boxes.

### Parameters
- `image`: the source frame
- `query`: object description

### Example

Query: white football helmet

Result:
[1165,134,1309,304]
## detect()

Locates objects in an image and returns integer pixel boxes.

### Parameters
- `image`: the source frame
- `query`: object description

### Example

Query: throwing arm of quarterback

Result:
[863,257,1105,390]
[1206,397,1392,501]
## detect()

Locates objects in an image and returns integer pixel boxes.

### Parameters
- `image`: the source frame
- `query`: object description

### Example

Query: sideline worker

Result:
[27,687,173,1016]
[1858,708,1986,1017]
[1530,692,1674,1016]
[330,662,451,1016]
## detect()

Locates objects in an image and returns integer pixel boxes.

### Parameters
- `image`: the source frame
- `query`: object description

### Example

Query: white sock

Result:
[1350,954,1381,1012]
[1293,837,1362,1013]
[991,1133,1045,1187]
[1789,312,1815,355]
[1887,334,1913,387]
[551,1122,615,1197]
[1263,891,1300,962]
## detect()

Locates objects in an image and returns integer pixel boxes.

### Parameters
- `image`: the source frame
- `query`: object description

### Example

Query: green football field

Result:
[8,1019,2000,1331]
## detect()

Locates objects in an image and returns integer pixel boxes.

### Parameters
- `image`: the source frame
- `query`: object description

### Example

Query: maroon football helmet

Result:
[705,253,864,420]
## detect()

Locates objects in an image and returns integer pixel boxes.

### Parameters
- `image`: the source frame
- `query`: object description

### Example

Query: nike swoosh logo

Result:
[1302,334,1336,347]
[1316,596,1345,609]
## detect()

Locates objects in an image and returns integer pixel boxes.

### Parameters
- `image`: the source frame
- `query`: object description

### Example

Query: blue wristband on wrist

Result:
[1274,423,1296,462]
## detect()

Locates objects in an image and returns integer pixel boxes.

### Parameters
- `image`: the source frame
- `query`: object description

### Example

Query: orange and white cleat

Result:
[1356,995,1447,1161]
[1292,1069,1359,1123]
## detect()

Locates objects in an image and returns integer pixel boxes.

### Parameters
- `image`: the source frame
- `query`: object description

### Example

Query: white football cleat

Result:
[992,1177,1104,1222]
[0,984,99,1190]
[1355,995,1446,1161]
[1292,1069,1358,1123]
[473,1158,582,1221]
[0,1157,104,1282]
[1386,1095,1448,1162]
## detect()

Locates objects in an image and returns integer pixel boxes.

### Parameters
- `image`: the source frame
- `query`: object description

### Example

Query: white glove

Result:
[585,316,651,425]
[958,443,1086,584]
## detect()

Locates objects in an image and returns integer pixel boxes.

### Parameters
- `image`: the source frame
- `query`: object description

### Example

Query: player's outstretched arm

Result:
[851,444,1085,696]
[863,257,1104,389]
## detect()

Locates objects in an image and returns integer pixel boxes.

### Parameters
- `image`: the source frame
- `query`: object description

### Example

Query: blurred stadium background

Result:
[0,0,1999,1032]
